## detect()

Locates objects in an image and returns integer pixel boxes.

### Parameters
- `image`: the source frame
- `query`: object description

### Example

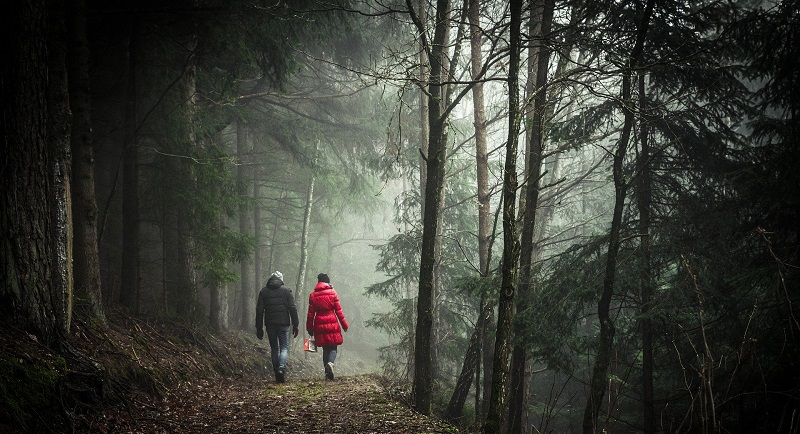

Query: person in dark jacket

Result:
[255,271,299,383]
[306,273,349,380]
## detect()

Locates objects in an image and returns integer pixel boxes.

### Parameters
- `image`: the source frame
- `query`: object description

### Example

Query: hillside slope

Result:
[1,313,459,433]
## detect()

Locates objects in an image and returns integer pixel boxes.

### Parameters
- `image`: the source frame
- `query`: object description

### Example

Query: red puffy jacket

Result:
[306,282,349,347]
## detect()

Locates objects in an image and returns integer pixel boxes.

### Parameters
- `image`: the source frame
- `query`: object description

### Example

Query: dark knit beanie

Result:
[317,273,330,283]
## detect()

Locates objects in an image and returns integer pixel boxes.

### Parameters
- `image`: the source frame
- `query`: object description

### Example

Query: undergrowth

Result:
[0,311,269,433]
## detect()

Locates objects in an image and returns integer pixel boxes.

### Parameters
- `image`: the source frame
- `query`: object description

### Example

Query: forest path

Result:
[36,315,462,433]
[93,373,458,433]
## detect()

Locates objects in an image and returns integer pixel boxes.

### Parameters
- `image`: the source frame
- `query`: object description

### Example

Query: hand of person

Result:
[292,326,299,338]
[343,326,348,333]
[307,330,314,337]
[256,329,263,340]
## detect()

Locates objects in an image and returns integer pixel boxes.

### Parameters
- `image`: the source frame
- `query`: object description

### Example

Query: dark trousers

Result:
[322,345,338,366]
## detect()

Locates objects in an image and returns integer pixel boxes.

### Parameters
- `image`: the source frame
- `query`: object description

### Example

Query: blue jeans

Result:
[265,325,290,371]
[323,345,338,366]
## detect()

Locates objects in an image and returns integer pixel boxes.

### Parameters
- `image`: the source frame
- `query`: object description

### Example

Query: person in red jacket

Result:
[306,273,349,380]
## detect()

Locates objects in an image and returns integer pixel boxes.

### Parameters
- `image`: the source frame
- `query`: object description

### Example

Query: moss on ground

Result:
[0,342,65,432]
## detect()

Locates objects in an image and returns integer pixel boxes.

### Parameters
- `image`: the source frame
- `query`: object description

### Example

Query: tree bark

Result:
[635,72,656,433]
[162,160,196,321]
[481,309,496,421]
[411,0,452,414]
[469,0,490,281]
[484,0,523,431]
[120,24,140,314]
[445,0,492,423]
[446,302,493,423]
[296,142,317,319]
[163,31,198,322]
[1,0,72,344]
[253,178,262,290]
[582,1,654,432]
[238,120,253,330]
[508,0,555,431]
[67,0,106,324]
[209,214,225,332]
[418,0,430,199]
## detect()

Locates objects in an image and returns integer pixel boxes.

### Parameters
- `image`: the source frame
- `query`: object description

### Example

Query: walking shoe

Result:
[325,362,334,380]
[276,369,285,383]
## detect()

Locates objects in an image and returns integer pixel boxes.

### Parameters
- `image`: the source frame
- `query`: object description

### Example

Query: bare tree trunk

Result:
[446,0,492,423]
[484,0,523,431]
[209,282,223,331]
[400,159,416,378]
[209,216,225,332]
[408,0,428,385]
[410,0,452,414]
[469,0,490,281]
[481,309,496,421]
[238,120,253,330]
[253,179,262,290]
[583,2,654,432]
[209,131,230,333]
[508,1,554,431]
[431,181,444,390]
[1,0,72,344]
[67,0,105,324]
[418,0,429,198]
[267,192,282,274]
[162,165,196,322]
[163,32,198,322]
[534,46,583,250]
[446,302,493,423]
[120,24,140,314]
[635,72,656,433]
[296,142,317,314]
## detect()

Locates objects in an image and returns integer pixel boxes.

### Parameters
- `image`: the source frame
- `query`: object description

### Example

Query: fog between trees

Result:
[2,0,798,432]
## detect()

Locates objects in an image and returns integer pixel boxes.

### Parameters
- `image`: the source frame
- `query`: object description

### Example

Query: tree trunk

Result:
[481,308,496,421]
[209,216,225,332]
[163,32,198,322]
[446,302,493,423]
[253,178,262,290]
[210,281,224,331]
[295,176,315,351]
[238,120,253,330]
[635,72,656,433]
[508,0,554,431]
[120,24,140,314]
[1,0,72,344]
[408,0,427,384]
[418,0,430,198]
[534,45,583,250]
[296,142,317,319]
[582,2,654,432]
[484,0,523,431]
[445,0,492,423]
[67,0,105,324]
[412,0,451,415]
[162,161,196,321]
[400,159,417,377]
[470,0,490,281]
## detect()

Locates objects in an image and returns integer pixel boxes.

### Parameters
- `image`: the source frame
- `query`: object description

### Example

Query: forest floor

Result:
[84,373,458,433]
[0,311,460,433]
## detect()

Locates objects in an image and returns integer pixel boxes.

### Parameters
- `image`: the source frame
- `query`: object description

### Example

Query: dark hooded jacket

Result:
[255,275,299,331]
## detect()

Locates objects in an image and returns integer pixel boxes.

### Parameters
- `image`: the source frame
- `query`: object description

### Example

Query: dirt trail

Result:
[0,315,459,433]
[88,374,458,433]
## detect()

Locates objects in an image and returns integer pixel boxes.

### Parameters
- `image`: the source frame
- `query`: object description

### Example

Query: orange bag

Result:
[304,338,317,352]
